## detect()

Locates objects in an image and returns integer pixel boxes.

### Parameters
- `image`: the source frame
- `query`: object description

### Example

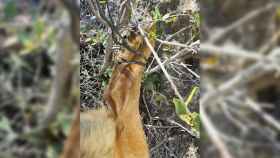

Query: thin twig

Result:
[246,98,280,131]
[209,2,277,44]
[200,104,234,158]
[138,26,184,102]
[156,39,193,49]
[166,119,199,138]
[258,28,280,55]
[87,0,141,55]
[201,43,264,60]
[147,42,197,74]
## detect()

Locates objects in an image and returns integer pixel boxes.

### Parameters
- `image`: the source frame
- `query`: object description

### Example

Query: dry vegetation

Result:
[0,0,79,157]
[201,0,280,158]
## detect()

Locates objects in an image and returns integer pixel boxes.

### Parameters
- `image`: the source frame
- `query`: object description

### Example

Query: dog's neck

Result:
[104,52,147,117]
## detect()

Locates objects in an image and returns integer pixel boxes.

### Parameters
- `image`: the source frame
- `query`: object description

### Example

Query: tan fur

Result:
[80,26,155,158]
[59,108,80,158]
[80,108,116,158]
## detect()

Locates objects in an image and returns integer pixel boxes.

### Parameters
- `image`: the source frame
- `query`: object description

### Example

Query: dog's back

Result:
[80,108,116,158]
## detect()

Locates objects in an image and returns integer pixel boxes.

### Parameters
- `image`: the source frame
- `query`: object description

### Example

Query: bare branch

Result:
[138,25,185,102]
[86,0,141,55]
[100,0,132,73]
[246,98,280,131]
[201,103,234,158]
[147,40,199,74]
[200,43,264,60]
[156,39,194,49]
[209,3,277,44]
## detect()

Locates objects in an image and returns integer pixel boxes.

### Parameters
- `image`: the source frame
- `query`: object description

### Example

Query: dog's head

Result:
[117,23,156,64]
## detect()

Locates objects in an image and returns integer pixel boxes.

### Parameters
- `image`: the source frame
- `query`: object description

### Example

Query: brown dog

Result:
[80,25,155,158]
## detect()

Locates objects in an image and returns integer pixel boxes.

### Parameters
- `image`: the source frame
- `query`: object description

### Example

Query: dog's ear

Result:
[127,32,143,50]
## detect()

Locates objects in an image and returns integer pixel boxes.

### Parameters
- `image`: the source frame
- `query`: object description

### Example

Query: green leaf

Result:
[105,68,113,78]
[57,113,72,135]
[191,112,200,132]
[179,114,193,127]
[143,73,161,91]
[192,12,200,28]
[147,22,159,40]
[179,112,200,133]
[99,0,108,4]
[0,116,17,141]
[276,7,280,20]
[4,0,17,19]
[185,86,199,107]
[47,145,59,158]
[152,6,162,21]
[0,116,12,132]
[163,14,177,24]
[34,18,45,38]
[18,31,30,44]
[173,98,187,115]
[173,86,200,134]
